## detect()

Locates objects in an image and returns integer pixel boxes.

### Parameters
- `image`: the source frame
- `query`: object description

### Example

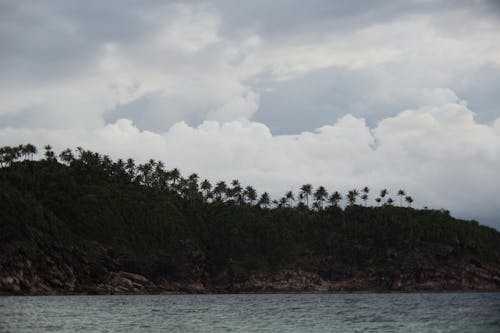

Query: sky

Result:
[1,0,500,229]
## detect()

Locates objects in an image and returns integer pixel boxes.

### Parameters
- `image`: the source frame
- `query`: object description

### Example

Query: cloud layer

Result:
[1,1,500,131]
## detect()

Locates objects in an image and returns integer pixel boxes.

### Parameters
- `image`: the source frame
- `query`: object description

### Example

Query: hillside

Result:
[1,145,499,294]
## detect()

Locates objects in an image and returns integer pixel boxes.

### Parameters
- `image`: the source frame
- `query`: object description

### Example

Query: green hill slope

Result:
[1,145,499,294]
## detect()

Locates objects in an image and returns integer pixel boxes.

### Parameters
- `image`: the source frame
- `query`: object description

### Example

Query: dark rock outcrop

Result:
[1,244,499,295]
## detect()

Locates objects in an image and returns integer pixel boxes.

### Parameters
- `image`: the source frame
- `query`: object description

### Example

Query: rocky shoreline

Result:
[2,231,499,296]
[2,259,499,296]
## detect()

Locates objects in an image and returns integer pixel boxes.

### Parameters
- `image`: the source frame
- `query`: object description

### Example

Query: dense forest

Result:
[1,144,499,294]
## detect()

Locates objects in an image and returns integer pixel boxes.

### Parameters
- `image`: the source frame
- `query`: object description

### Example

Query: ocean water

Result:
[0,293,499,332]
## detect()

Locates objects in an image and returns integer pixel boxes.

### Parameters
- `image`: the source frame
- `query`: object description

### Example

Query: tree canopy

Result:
[1,144,499,287]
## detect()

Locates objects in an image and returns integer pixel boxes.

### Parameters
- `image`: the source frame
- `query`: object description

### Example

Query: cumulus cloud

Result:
[0,3,262,130]
[2,1,500,132]
[1,102,499,228]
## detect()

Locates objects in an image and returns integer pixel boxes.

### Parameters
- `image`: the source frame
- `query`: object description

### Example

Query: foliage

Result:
[1,144,499,277]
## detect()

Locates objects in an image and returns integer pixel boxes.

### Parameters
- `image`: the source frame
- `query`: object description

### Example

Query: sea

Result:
[1,293,499,332]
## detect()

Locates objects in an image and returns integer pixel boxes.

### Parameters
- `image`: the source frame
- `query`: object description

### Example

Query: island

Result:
[1,144,499,295]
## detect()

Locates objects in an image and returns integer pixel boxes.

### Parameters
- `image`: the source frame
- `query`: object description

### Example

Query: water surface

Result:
[1,293,499,332]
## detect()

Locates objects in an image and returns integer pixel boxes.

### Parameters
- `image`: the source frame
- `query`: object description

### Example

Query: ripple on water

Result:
[0,293,499,333]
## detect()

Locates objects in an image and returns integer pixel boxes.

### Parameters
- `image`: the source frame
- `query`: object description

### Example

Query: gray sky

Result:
[1,0,500,228]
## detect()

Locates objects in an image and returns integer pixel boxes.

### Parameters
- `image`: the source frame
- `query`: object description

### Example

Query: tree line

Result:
[1,144,413,210]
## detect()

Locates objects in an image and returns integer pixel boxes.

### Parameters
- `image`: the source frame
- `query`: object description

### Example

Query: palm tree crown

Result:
[405,196,414,207]
[1,144,419,213]
[258,192,270,208]
[347,189,359,206]
[245,185,257,205]
[380,189,388,204]
[397,189,406,206]
[328,191,342,208]
[300,184,312,207]
[313,186,328,210]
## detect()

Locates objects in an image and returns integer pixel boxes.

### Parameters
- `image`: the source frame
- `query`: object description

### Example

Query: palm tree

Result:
[0,148,5,182]
[186,173,200,204]
[139,162,154,187]
[405,196,413,207]
[44,145,55,161]
[155,160,165,171]
[285,190,295,207]
[397,189,406,207]
[23,143,37,161]
[380,189,388,204]
[230,179,243,204]
[300,184,313,207]
[375,197,382,206]
[59,148,74,165]
[298,192,305,205]
[0,147,9,183]
[258,192,270,208]
[347,189,359,206]
[153,161,165,186]
[187,173,199,194]
[7,146,18,166]
[168,168,181,187]
[75,146,84,159]
[136,164,146,185]
[125,158,136,180]
[328,191,342,208]
[386,197,394,206]
[8,146,21,163]
[313,186,328,210]
[16,144,26,161]
[0,148,6,169]
[177,177,189,198]
[361,187,369,206]
[0,146,11,168]
[17,144,28,161]
[200,179,212,202]
[115,158,126,176]
[362,186,370,198]
[102,155,113,172]
[188,173,199,183]
[244,185,257,205]
[213,181,227,202]
[361,194,368,206]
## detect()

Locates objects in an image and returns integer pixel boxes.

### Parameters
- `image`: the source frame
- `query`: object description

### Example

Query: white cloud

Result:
[2,3,500,131]
[154,4,220,53]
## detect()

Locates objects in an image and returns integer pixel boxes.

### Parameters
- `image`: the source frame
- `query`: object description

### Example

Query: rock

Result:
[115,271,149,284]
[109,275,133,288]
[104,271,149,293]
[184,282,206,293]
[0,276,21,293]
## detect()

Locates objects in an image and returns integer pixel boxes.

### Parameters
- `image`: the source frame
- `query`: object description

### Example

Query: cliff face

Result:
[1,242,499,295]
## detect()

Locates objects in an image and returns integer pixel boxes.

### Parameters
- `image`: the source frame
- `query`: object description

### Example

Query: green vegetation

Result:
[1,144,499,287]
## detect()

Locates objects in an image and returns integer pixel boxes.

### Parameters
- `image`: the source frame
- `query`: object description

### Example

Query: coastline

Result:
[2,267,499,296]
[2,289,500,297]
